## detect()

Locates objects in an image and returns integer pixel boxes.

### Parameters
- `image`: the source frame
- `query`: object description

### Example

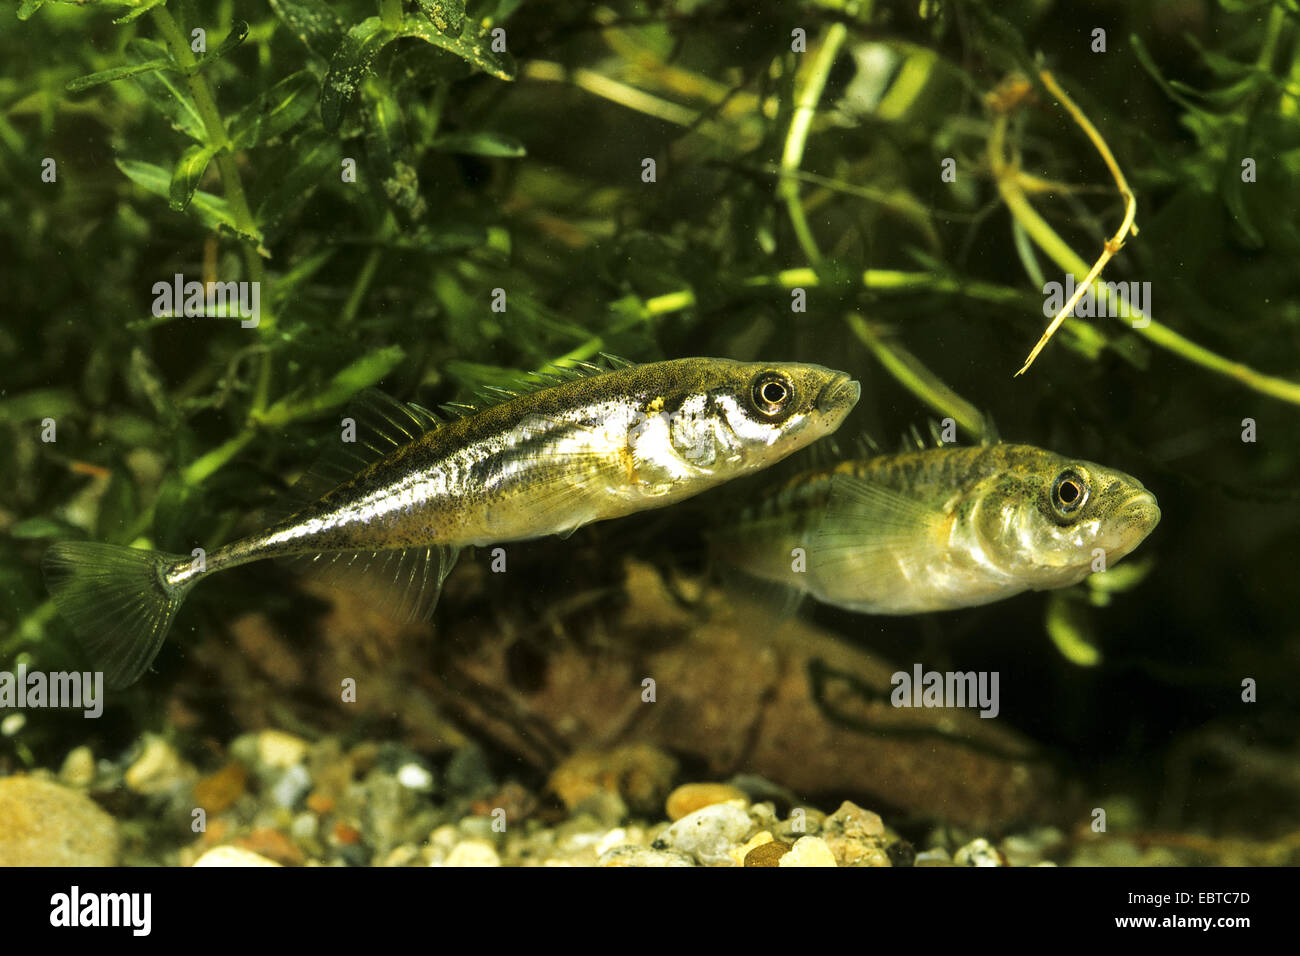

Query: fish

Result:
[43,357,861,688]
[709,442,1160,614]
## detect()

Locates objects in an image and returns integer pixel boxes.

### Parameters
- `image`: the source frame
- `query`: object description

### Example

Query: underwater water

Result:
[1,0,1298,890]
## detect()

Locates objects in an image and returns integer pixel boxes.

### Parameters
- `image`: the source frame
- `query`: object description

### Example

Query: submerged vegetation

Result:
[2,0,1299,851]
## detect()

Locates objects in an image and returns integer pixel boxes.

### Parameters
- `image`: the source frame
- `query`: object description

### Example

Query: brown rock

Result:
[547,744,678,816]
[666,782,748,821]
[0,776,119,866]
[234,827,303,866]
[822,800,891,867]
[744,840,792,867]
[193,762,248,814]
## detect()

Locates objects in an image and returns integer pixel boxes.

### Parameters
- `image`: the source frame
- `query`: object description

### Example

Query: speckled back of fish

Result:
[711,443,1161,614]
[44,356,861,688]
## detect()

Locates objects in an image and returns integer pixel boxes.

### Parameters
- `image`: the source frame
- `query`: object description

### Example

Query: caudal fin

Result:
[42,542,194,689]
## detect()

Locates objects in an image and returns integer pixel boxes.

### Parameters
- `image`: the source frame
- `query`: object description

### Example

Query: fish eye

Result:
[750,373,795,419]
[1050,468,1090,520]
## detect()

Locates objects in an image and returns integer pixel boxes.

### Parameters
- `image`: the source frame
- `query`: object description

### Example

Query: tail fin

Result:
[42,542,195,689]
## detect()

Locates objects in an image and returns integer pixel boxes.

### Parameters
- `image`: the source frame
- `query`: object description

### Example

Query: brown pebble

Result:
[665,782,748,821]
[193,762,248,814]
[745,841,792,867]
[233,827,303,866]
[306,792,335,815]
[332,821,362,846]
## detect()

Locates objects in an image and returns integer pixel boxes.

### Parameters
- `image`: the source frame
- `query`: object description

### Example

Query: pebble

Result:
[598,845,695,867]
[745,840,792,867]
[548,744,678,816]
[0,776,119,866]
[731,830,775,866]
[954,837,1005,867]
[442,839,501,867]
[822,800,890,867]
[59,746,95,788]
[665,782,748,821]
[256,730,310,769]
[778,835,838,867]
[397,762,434,792]
[270,764,313,809]
[772,805,826,841]
[193,762,248,814]
[192,846,282,867]
[656,802,753,866]
[124,734,193,795]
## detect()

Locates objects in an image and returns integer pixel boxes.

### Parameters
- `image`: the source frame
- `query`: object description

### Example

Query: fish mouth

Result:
[1106,488,1161,557]
[817,373,861,415]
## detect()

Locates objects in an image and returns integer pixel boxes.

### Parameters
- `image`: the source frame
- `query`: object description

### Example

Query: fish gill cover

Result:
[0,0,1297,873]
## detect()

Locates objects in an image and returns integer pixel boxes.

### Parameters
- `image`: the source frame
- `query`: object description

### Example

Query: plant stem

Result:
[846,313,986,437]
[151,4,278,419]
[988,107,1300,406]
[778,17,850,265]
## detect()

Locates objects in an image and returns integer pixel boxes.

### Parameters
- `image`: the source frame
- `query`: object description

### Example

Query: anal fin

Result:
[287,544,460,623]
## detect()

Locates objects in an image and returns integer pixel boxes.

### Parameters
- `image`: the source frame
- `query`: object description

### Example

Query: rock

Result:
[269,764,313,810]
[442,839,501,867]
[0,776,119,866]
[954,837,1006,867]
[745,840,792,867]
[380,844,422,867]
[598,845,695,867]
[192,846,282,867]
[730,830,774,865]
[256,730,310,769]
[825,800,885,838]
[445,744,494,797]
[234,827,304,866]
[193,762,248,814]
[59,746,95,788]
[656,802,752,866]
[772,805,825,841]
[778,835,837,867]
[397,762,434,792]
[822,800,890,867]
[548,745,678,817]
[124,734,194,795]
[573,789,628,828]
[665,782,748,821]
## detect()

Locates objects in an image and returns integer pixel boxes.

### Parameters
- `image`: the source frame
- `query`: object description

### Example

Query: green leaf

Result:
[229,71,320,150]
[1045,593,1101,667]
[321,17,397,132]
[268,0,346,58]
[67,57,174,93]
[190,21,250,72]
[401,13,516,81]
[259,345,407,425]
[17,0,46,21]
[113,0,170,24]
[9,517,77,541]
[169,143,222,211]
[254,133,341,232]
[129,40,206,141]
[96,466,141,544]
[117,158,263,245]
[431,131,526,157]
[415,0,466,35]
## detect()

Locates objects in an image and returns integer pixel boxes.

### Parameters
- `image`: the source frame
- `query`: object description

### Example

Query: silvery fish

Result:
[44,357,860,687]
[711,442,1160,613]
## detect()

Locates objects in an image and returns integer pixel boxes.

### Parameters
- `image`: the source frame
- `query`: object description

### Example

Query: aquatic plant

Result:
[2,1,1298,781]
